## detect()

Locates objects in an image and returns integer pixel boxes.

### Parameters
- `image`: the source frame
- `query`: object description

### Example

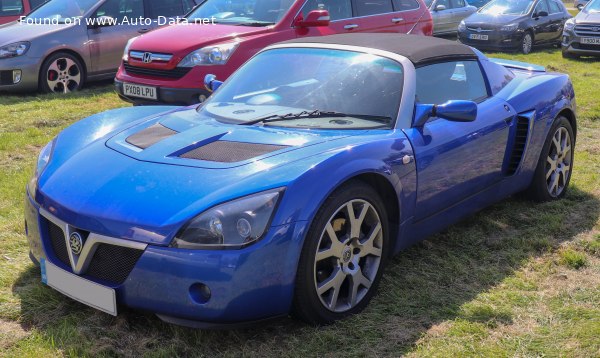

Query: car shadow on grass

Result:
[11,186,600,356]
[0,79,116,106]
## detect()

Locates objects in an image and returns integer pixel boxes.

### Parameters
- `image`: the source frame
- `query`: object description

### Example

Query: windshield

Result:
[585,0,600,12]
[479,0,534,15]
[25,0,97,23]
[198,48,404,129]
[187,0,294,26]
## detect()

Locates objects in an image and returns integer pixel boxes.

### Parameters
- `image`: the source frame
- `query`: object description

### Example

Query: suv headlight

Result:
[177,42,239,67]
[122,37,137,61]
[171,188,284,249]
[458,20,466,31]
[564,19,575,31]
[500,23,518,32]
[28,138,56,196]
[0,42,30,59]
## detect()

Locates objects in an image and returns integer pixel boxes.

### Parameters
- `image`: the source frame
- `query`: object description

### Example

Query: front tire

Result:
[39,52,84,94]
[526,116,575,201]
[292,181,389,324]
[521,32,533,54]
[562,50,579,59]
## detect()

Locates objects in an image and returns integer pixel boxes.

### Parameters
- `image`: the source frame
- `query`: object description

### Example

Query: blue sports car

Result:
[25,34,576,327]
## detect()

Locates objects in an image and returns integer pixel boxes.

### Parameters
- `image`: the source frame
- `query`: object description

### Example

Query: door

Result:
[531,0,553,42]
[431,0,453,34]
[402,60,513,220]
[449,0,472,29]
[297,0,408,37]
[87,0,150,74]
[392,0,422,33]
[547,0,567,41]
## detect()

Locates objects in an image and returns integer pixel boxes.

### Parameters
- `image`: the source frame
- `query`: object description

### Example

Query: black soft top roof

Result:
[280,33,478,66]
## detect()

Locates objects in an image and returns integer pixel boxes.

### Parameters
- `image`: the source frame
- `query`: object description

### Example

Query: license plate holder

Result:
[123,82,158,100]
[41,258,117,316]
[581,37,600,45]
[469,34,489,40]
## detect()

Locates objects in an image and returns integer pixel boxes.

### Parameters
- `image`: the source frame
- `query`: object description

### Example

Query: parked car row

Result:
[0,0,598,103]
[0,0,47,25]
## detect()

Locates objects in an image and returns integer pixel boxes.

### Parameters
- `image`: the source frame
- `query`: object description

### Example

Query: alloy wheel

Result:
[545,126,572,197]
[46,57,81,93]
[313,199,383,312]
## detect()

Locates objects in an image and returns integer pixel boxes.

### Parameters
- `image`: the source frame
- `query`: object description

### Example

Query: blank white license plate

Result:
[581,37,600,45]
[124,83,157,100]
[41,258,117,316]
[469,34,489,40]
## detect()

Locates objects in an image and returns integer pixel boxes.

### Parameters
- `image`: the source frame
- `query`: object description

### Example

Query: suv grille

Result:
[574,24,600,37]
[45,220,143,285]
[123,61,192,79]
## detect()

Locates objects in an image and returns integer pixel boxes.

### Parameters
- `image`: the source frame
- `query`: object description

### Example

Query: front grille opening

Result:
[126,123,178,149]
[47,220,70,267]
[85,244,144,285]
[123,61,192,79]
[179,141,289,163]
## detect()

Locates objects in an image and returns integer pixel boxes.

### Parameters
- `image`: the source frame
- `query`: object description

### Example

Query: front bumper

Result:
[114,79,211,106]
[0,55,42,92]
[25,188,306,326]
[458,30,523,51]
[561,30,600,57]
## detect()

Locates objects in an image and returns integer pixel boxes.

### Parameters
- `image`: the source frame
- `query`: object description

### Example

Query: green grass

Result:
[1,49,599,357]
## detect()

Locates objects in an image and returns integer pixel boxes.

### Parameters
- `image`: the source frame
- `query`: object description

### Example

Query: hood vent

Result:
[126,123,178,149]
[179,141,288,163]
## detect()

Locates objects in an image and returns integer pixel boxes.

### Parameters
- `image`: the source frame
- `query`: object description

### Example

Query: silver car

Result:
[563,0,600,57]
[427,0,477,35]
[0,0,197,94]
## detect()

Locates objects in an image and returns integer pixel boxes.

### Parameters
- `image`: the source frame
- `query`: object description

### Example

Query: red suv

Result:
[115,0,433,105]
[0,0,47,25]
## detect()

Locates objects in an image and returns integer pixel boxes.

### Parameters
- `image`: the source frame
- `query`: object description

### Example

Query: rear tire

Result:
[525,116,575,201]
[39,52,85,94]
[292,180,390,324]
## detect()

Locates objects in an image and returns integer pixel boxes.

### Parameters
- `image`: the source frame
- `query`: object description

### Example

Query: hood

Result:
[0,22,71,46]
[576,11,600,22]
[36,107,367,244]
[130,23,271,55]
[464,13,525,27]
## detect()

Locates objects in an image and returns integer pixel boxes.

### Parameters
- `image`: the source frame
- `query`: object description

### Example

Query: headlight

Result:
[565,19,575,31]
[28,139,56,196]
[0,42,30,59]
[500,24,518,32]
[458,20,466,31]
[122,37,137,61]
[177,42,239,67]
[172,188,284,249]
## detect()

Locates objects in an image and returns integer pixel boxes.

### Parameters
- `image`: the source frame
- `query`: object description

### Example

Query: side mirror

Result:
[435,4,447,10]
[88,15,117,29]
[536,11,549,17]
[295,9,330,27]
[413,100,477,127]
[204,74,223,92]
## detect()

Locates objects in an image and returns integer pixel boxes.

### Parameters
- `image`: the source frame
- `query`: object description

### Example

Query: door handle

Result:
[344,24,359,30]
[138,28,150,34]
[392,17,404,23]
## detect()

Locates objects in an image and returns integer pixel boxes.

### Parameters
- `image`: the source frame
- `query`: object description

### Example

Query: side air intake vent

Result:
[506,116,530,175]
[126,123,178,149]
[179,141,288,163]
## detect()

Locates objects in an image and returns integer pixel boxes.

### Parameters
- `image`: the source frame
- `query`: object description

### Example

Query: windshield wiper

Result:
[239,109,391,126]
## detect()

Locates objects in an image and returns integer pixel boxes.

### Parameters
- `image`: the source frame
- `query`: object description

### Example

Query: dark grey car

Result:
[563,0,600,57]
[427,0,477,35]
[0,0,197,93]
